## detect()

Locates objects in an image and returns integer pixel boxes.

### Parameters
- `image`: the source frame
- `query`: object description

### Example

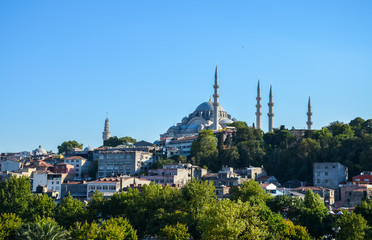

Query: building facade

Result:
[313,162,348,189]
[97,150,153,177]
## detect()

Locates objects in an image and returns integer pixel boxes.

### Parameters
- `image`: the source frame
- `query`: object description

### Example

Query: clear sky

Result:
[1,1,372,153]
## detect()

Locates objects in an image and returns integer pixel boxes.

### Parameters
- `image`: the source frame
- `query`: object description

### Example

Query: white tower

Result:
[268,84,274,132]
[255,79,262,130]
[102,115,111,143]
[213,65,220,131]
[307,96,313,130]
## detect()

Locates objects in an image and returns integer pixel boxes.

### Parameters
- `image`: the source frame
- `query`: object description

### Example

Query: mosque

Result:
[102,65,314,143]
[160,66,237,139]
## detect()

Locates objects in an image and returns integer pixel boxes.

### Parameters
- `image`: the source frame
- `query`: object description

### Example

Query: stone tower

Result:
[102,115,111,143]
[213,65,220,131]
[255,79,262,130]
[306,96,313,130]
[267,84,274,132]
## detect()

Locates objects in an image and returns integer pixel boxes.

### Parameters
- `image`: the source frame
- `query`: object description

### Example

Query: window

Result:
[51,181,54,184]
[89,185,94,190]
[96,185,102,190]
[109,185,116,190]
[317,172,320,176]
[366,179,370,182]
[325,166,328,169]
[333,165,336,168]
[76,164,79,167]
[317,179,320,183]
[325,172,328,176]
[103,185,108,190]
[55,186,59,190]
[325,179,329,183]
[56,181,59,184]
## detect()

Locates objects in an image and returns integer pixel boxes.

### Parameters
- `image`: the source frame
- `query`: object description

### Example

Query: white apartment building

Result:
[32,171,63,199]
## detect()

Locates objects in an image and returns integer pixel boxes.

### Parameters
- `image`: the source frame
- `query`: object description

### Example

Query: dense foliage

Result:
[2,176,371,239]
[57,140,83,154]
[190,118,372,183]
[103,136,137,147]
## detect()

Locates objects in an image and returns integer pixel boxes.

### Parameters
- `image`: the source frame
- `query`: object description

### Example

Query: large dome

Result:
[33,145,47,155]
[195,101,225,112]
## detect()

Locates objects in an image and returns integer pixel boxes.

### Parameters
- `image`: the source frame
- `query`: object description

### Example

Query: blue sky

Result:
[1,1,372,152]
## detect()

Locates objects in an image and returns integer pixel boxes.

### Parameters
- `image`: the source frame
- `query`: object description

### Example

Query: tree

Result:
[230,179,269,203]
[85,191,106,223]
[25,194,55,222]
[355,199,372,226]
[279,220,311,240]
[0,213,23,240]
[337,211,370,240]
[103,136,137,147]
[69,221,99,240]
[190,130,218,170]
[15,218,70,240]
[296,190,329,238]
[98,217,137,240]
[54,194,85,228]
[0,176,31,217]
[159,222,190,240]
[197,199,268,240]
[57,140,83,154]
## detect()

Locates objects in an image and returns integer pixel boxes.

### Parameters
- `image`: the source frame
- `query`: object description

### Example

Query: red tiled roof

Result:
[65,156,85,160]
[256,176,274,181]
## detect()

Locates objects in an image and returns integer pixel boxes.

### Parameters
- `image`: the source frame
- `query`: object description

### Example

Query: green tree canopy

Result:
[190,130,218,170]
[337,211,370,240]
[103,136,137,147]
[57,140,83,154]
[0,176,32,217]
[159,222,190,240]
[230,179,269,203]
[0,213,23,240]
[54,194,85,228]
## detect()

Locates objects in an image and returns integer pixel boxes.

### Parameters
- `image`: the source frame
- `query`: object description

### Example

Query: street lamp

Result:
[329,210,343,240]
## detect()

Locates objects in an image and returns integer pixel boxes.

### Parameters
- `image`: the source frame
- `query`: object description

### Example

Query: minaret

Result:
[267,84,274,132]
[213,65,220,131]
[102,114,111,143]
[306,96,313,130]
[255,78,262,130]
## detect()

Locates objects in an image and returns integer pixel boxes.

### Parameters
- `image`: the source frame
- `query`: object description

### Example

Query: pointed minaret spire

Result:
[267,84,274,132]
[255,78,262,130]
[102,114,111,143]
[306,96,313,130]
[213,64,220,131]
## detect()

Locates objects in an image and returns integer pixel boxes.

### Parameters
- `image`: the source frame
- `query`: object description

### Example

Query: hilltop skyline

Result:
[1,1,372,152]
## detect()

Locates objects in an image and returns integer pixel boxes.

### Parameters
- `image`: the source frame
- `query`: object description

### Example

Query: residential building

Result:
[141,165,190,187]
[337,183,372,208]
[205,167,249,187]
[87,177,151,200]
[97,150,153,177]
[235,166,266,180]
[1,159,23,172]
[61,181,88,200]
[32,171,65,199]
[64,156,90,179]
[352,172,372,184]
[256,175,279,185]
[292,186,335,206]
[260,183,278,195]
[313,162,348,189]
